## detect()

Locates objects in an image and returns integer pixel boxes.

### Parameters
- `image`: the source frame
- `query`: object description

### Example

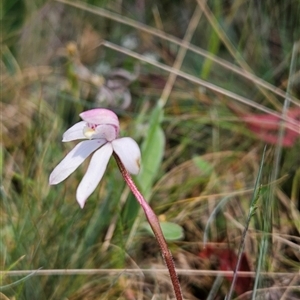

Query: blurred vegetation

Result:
[1,0,300,299]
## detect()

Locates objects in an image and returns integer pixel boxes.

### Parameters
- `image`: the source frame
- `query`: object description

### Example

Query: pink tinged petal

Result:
[76,143,113,208]
[62,121,87,142]
[112,137,141,175]
[79,108,120,136]
[49,140,106,185]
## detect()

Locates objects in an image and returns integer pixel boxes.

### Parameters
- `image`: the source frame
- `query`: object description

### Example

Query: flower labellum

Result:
[49,108,141,208]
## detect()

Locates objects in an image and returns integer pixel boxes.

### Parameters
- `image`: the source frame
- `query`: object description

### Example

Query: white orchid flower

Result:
[49,108,141,208]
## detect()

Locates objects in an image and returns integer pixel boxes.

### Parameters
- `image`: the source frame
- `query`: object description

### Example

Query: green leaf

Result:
[123,104,165,229]
[136,104,165,200]
[142,221,184,241]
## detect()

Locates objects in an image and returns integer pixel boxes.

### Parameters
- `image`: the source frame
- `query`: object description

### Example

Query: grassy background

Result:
[1,0,300,299]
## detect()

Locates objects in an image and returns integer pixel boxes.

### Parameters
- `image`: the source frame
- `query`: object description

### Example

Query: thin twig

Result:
[2,269,299,277]
[55,0,300,106]
[101,40,300,134]
[159,4,203,107]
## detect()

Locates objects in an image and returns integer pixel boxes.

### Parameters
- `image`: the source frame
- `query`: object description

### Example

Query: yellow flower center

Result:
[83,126,96,139]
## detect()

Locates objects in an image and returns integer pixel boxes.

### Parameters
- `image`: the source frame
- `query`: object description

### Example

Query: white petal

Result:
[49,140,105,185]
[62,121,87,142]
[112,137,141,175]
[76,143,113,208]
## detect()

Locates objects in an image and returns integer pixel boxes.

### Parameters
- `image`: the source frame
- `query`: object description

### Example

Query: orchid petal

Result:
[79,108,119,135]
[76,143,113,208]
[49,140,106,185]
[112,137,141,175]
[62,121,87,142]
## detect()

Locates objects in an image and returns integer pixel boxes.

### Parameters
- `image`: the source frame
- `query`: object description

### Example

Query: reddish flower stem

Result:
[113,153,183,300]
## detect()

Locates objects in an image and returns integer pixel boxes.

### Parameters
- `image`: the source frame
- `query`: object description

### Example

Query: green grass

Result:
[1,0,300,299]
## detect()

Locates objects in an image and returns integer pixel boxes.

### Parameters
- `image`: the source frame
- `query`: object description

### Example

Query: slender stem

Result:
[113,153,183,300]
